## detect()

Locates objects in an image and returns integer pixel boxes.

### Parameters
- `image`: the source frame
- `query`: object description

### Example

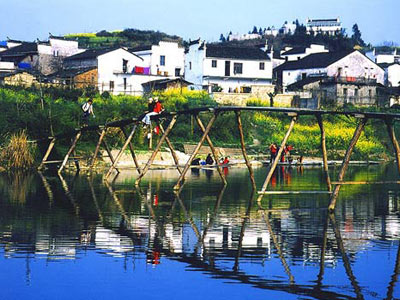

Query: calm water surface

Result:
[1,164,400,300]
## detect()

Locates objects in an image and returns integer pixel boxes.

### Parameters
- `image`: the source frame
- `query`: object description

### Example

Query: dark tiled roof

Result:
[188,39,201,46]
[129,45,152,52]
[64,48,118,61]
[274,50,355,71]
[287,76,324,90]
[281,47,307,56]
[308,18,339,22]
[205,45,270,60]
[49,66,97,78]
[142,78,192,86]
[0,42,38,58]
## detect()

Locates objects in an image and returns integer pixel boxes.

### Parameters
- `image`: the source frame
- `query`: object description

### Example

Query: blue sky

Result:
[1,0,399,45]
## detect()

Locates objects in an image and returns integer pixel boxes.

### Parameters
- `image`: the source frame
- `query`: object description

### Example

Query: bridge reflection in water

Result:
[1,165,400,299]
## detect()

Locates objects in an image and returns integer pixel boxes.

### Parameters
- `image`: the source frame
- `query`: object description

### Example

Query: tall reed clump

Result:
[0,131,35,170]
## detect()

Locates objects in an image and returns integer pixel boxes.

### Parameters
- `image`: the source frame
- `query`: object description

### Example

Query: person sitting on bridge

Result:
[206,153,214,165]
[219,156,229,165]
[81,98,95,126]
[142,97,164,126]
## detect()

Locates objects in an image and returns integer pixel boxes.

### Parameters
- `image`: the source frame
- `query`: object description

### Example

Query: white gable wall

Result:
[387,64,400,87]
[328,51,384,84]
[184,43,205,89]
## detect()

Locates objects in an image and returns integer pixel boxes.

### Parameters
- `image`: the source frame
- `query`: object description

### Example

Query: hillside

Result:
[65,28,183,49]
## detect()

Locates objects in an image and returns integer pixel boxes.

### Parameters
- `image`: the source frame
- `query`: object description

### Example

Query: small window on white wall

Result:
[160,55,166,66]
[212,60,217,68]
[259,62,265,70]
[189,62,192,70]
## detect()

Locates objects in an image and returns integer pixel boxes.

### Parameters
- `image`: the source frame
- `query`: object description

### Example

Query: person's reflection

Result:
[191,168,200,177]
[204,169,213,181]
[286,166,292,185]
[147,233,162,266]
[223,167,229,176]
[271,170,277,188]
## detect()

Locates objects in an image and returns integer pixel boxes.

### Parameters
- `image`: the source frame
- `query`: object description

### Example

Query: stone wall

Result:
[75,68,98,89]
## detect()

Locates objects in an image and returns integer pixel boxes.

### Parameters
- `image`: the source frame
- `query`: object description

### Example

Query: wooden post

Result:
[135,116,178,186]
[38,137,56,170]
[89,128,106,170]
[386,119,400,176]
[105,124,138,179]
[261,210,294,283]
[385,239,400,300]
[316,212,330,289]
[328,118,367,212]
[58,131,82,174]
[195,114,227,185]
[101,134,119,174]
[173,113,218,191]
[158,122,182,174]
[317,114,332,191]
[120,126,142,175]
[235,111,256,189]
[257,115,297,203]
[329,213,364,299]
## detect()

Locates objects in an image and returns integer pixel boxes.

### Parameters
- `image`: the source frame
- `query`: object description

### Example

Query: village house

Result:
[381,63,400,87]
[306,18,342,36]
[49,66,98,89]
[129,41,185,78]
[280,44,329,62]
[366,48,399,64]
[184,40,273,94]
[227,33,262,41]
[63,47,173,95]
[275,50,385,107]
[280,21,297,35]
[0,36,84,76]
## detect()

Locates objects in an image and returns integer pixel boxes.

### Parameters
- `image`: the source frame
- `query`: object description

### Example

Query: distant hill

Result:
[65,28,183,49]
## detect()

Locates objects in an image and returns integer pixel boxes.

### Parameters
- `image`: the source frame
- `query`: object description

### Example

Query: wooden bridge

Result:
[37,106,400,211]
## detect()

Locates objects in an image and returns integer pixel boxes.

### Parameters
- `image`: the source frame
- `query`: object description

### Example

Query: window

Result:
[233,63,243,74]
[302,73,307,80]
[175,68,181,77]
[343,88,348,96]
[354,89,358,97]
[160,55,166,66]
[212,60,217,68]
[259,62,265,70]
[123,78,127,90]
[53,50,59,57]
[189,62,192,70]
[369,89,372,98]
[110,81,114,90]
[122,59,128,73]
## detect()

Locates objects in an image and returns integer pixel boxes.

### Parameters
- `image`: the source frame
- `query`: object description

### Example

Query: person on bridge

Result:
[269,143,277,163]
[206,153,214,165]
[142,97,164,126]
[81,98,95,126]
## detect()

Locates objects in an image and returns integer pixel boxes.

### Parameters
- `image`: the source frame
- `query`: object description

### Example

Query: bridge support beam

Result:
[158,122,182,175]
[386,119,400,176]
[195,114,227,186]
[120,125,142,175]
[328,118,368,212]
[90,128,106,171]
[58,131,82,174]
[38,137,57,170]
[317,114,332,191]
[173,113,219,191]
[135,116,178,186]
[235,111,256,189]
[105,124,138,180]
[257,115,297,204]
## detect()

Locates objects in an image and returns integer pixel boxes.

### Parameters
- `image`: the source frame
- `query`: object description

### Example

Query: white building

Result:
[281,21,297,35]
[281,44,329,62]
[306,18,342,36]
[130,41,185,77]
[383,63,400,87]
[275,50,384,89]
[185,40,273,93]
[227,33,262,41]
[366,48,400,64]
[64,47,172,95]
[264,27,279,37]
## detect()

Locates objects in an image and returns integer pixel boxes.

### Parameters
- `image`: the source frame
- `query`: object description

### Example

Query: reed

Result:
[0,131,35,170]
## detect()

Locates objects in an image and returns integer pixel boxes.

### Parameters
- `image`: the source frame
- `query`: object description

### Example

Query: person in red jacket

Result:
[141,97,164,126]
[269,143,277,163]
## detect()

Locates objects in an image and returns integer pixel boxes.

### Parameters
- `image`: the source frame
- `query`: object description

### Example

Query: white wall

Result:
[282,68,326,86]
[387,64,400,87]
[97,48,145,94]
[283,44,328,62]
[134,41,184,77]
[0,61,15,72]
[328,51,384,84]
[184,42,205,89]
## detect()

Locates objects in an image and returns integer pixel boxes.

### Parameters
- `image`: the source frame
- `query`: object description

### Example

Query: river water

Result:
[1,164,400,300]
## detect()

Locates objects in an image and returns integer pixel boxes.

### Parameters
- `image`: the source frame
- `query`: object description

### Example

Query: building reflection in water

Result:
[0,165,400,299]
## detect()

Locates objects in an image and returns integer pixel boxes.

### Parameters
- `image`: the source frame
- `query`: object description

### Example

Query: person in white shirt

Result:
[82,99,95,126]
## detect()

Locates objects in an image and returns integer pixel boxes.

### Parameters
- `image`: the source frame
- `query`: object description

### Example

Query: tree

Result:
[259,27,263,35]
[252,26,258,34]
[351,23,365,47]
[219,33,226,43]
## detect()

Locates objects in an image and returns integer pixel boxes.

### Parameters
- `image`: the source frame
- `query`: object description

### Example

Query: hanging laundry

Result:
[143,67,151,75]
[134,66,144,74]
